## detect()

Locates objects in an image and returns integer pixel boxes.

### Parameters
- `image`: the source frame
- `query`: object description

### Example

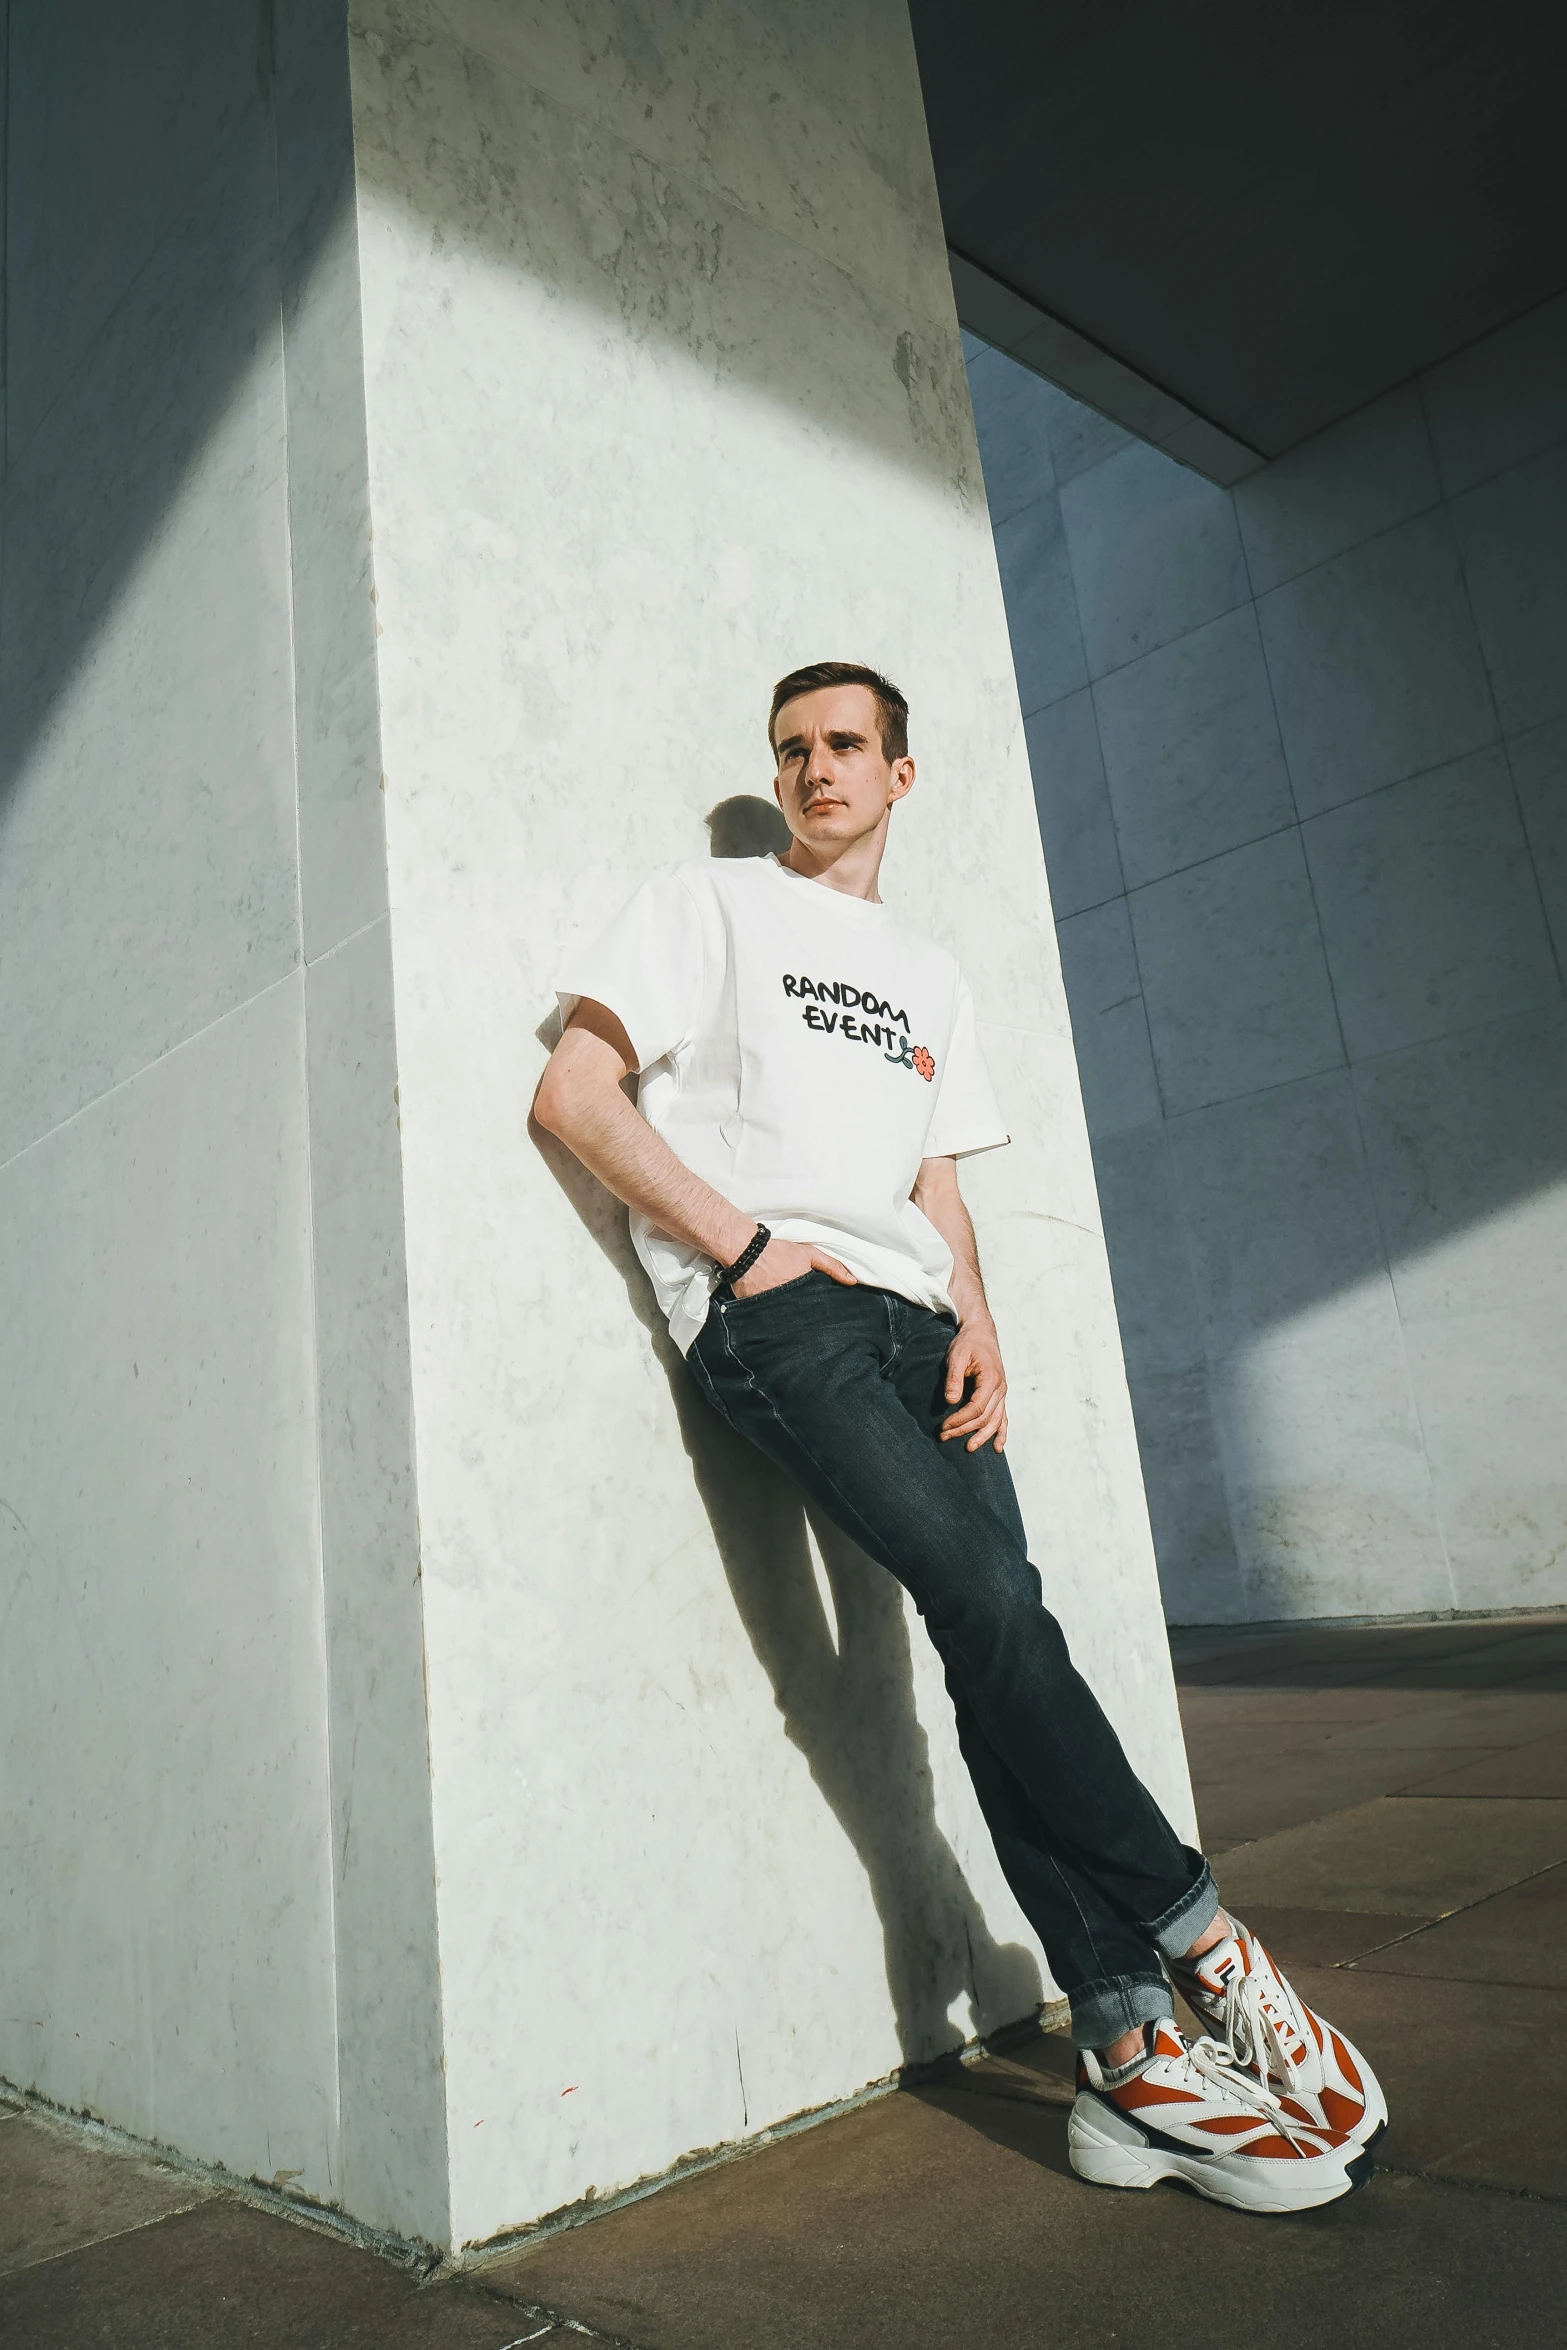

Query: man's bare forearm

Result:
[913,1153,1008,1448]
[913,1158,995,1330]
[534,1026,755,1267]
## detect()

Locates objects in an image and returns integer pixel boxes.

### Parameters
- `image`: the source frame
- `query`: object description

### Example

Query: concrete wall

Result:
[1,0,339,2194]
[967,297,1567,1626]
[348,0,1190,2249]
[2,0,1191,2251]
[0,1,448,2243]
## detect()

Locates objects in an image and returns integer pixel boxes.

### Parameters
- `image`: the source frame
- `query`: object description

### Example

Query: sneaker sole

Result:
[1069,2104,1373,2216]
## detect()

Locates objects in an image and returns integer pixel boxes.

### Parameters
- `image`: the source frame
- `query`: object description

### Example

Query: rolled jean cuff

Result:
[1143,1849,1219,1964]
[1068,1971,1175,2053]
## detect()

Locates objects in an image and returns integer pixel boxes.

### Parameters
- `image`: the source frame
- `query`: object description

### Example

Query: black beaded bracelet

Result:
[716,1222,771,1291]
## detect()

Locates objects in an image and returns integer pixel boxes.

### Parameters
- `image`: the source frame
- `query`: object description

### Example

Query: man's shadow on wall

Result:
[532,796,1042,2065]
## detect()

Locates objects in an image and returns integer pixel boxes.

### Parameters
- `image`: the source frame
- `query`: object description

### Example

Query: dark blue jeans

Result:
[687,1273,1216,2049]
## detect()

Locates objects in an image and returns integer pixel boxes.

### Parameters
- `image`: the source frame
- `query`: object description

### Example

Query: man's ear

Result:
[888,755,916,804]
[772,773,785,808]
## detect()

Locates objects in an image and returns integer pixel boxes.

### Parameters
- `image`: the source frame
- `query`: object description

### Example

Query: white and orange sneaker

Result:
[1176,1920,1388,2148]
[1068,2020,1373,2214]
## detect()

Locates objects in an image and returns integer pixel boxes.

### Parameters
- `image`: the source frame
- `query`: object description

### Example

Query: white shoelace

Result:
[1216,1936,1321,2099]
[1184,2031,1320,2153]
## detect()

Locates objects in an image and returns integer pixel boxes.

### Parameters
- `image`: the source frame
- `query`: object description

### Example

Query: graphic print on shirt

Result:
[781,972,936,1081]
[554,858,1010,1352]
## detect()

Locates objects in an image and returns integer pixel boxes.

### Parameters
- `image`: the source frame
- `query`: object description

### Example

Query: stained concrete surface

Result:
[0,2115,215,2277]
[5,1609,1566,2346]
[0,2190,565,2347]
[1214,1793,1567,1911]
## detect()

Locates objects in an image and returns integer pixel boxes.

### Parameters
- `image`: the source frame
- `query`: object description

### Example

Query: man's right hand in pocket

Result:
[731,1237,857,1298]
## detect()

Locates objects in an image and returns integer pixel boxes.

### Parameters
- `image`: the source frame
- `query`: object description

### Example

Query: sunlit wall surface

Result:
[0,0,1190,2250]
[968,303,1567,1626]
[349,0,1188,2248]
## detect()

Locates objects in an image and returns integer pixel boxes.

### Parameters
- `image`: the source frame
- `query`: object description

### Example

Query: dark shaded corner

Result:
[1,1,356,830]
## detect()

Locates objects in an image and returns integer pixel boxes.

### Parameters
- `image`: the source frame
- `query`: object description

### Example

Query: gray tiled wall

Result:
[965,296,1567,1624]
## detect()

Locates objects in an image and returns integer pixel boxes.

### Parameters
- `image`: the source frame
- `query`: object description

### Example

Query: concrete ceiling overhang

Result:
[911,0,1567,469]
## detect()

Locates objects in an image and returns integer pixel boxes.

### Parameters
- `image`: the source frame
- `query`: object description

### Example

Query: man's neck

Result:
[780,826,888,903]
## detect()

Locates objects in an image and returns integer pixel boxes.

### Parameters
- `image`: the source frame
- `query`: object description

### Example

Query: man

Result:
[536,660,1385,2215]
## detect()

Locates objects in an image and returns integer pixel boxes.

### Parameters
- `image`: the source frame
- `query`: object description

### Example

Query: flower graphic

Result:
[912,1045,935,1083]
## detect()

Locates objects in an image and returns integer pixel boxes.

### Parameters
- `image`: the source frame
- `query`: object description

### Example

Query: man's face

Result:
[771,684,914,849]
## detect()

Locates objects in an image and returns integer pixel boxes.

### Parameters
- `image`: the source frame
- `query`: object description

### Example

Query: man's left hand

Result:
[940,1318,1009,1453]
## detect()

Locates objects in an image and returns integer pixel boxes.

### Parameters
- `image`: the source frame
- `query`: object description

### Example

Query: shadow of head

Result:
[705,795,791,859]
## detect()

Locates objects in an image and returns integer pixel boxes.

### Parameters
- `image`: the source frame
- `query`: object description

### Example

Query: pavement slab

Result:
[1370,1662,1567,1695]
[1186,1739,1514,1847]
[1350,1860,1567,1991]
[1179,1683,1485,1726]
[1317,1691,1567,1751]
[480,2087,1567,2350]
[1396,1730,1567,1796]
[11,1608,1567,2347]
[0,2111,215,2279]
[1202,1904,1420,1968]
[0,2198,563,2350]
[1169,1618,1567,1690]
[1280,1967,1567,2199]
[1213,1793,1567,1915]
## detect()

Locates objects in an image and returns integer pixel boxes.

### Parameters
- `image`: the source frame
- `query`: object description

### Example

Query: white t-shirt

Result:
[556,855,1010,1353]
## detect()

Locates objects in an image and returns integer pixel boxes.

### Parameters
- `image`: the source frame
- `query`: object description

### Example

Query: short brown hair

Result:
[768,661,909,763]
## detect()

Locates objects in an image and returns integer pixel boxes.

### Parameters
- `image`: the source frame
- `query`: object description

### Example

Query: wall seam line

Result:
[342,31,454,2239]
[268,19,348,2197]
[1336,380,1466,1610]
[0,962,305,1184]
[1034,392,1236,1629]
[1423,373,1567,1007]
[1166,486,1276,1621]
[1069,725,1539,915]
[1435,422,1567,506]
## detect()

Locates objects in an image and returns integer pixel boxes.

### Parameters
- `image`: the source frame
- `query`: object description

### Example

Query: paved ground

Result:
[6,1610,1566,2346]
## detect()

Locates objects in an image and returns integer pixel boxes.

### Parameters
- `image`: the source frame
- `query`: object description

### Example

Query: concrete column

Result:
[0,0,449,2250]
[1,0,1191,2254]
[0,0,355,2211]
[278,0,452,2245]
[346,0,1191,2247]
